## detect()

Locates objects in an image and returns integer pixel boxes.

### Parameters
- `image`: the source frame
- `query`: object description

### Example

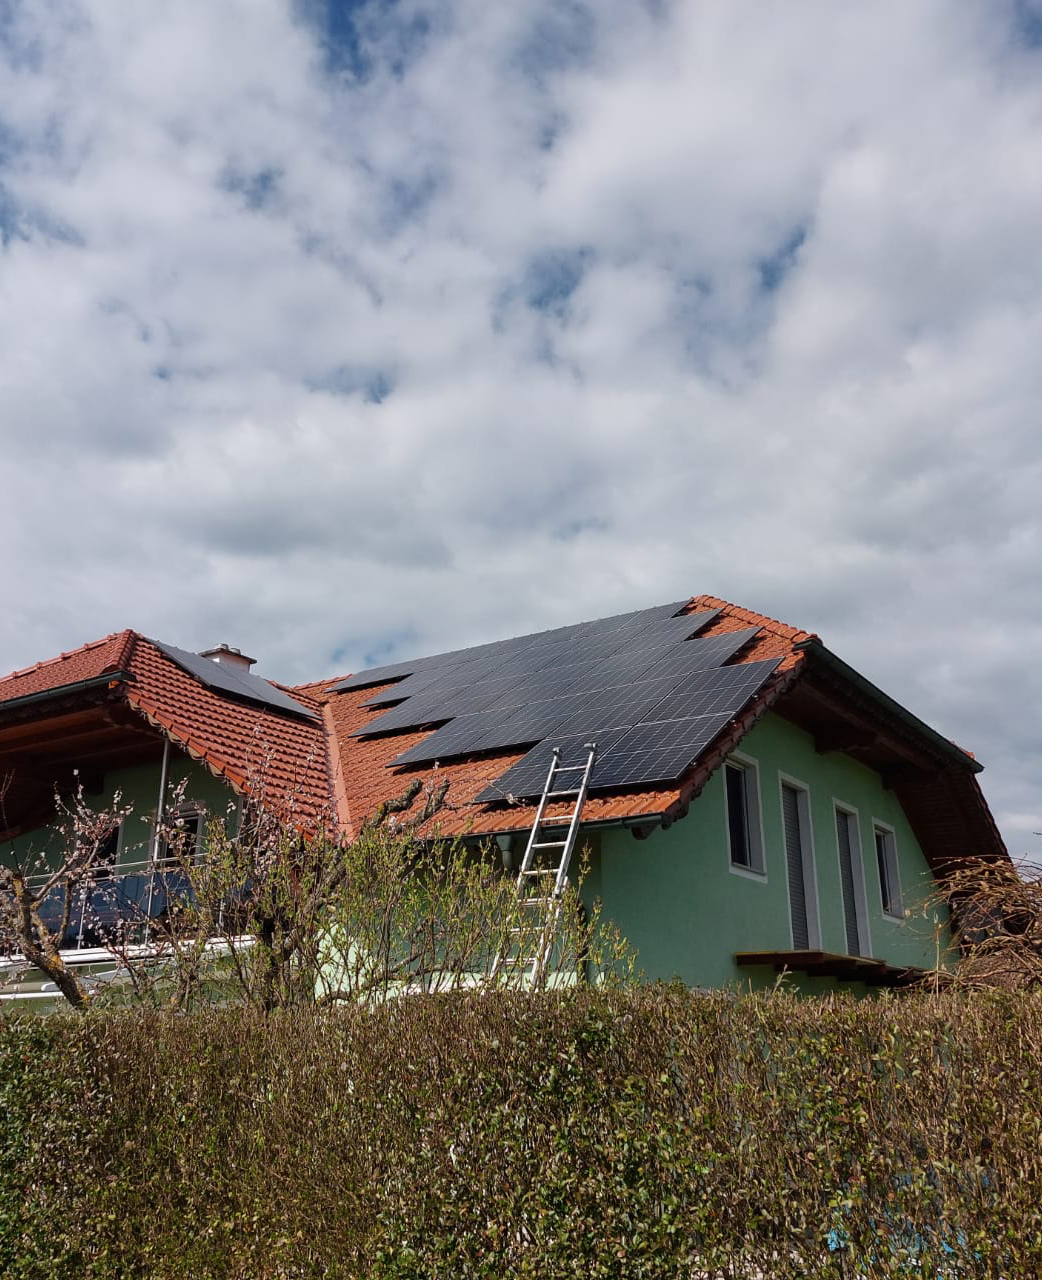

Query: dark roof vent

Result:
[200,644,257,674]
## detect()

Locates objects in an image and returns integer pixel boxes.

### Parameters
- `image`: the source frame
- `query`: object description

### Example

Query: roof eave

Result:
[0,671,133,718]
[793,639,982,773]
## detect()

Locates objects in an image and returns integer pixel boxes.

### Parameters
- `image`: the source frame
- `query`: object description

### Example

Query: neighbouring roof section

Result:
[0,630,331,825]
[0,630,136,702]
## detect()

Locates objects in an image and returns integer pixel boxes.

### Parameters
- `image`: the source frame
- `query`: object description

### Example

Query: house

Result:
[0,595,1006,1003]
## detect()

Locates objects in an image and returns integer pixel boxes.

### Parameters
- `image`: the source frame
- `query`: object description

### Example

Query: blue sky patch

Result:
[757,225,807,293]
[308,365,396,403]
[524,246,593,314]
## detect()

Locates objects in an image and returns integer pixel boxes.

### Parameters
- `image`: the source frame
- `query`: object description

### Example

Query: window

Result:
[835,806,867,956]
[725,757,764,875]
[874,826,903,918]
[779,776,821,950]
[159,809,203,868]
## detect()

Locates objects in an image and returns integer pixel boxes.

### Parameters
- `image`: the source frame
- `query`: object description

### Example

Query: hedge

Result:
[1,988,1040,1278]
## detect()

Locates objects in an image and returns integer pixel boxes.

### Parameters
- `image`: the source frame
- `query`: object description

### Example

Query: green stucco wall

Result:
[583,711,952,992]
[2,751,236,874]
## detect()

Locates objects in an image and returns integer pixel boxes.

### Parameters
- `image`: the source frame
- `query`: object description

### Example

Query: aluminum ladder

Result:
[501,742,597,989]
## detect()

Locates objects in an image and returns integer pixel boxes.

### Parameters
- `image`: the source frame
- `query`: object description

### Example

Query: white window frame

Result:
[159,808,204,868]
[832,800,873,957]
[873,821,904,921]
[724,752,766,879]
[777,773,822,950]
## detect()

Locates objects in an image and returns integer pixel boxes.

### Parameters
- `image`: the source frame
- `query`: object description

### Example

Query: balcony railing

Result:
[17,858,193,952]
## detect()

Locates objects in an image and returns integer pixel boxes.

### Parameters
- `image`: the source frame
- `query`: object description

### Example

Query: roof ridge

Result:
[691,594,818,645]
[110,628,140,674]
[0,629,132,687]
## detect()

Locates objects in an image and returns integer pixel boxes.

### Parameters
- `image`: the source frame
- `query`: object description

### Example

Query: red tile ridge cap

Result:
[291,675,346,701]
[690,594,819,645]
[110,628,140,674]
[0,628,136,687]
[321,701,355,836]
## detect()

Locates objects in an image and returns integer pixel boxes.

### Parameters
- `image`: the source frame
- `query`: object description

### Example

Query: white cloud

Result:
[1,0,1041,850]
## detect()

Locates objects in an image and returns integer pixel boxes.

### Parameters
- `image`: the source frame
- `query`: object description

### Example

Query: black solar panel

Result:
[474,730,632,803]
[641,658,781,723]
[638,628,761,680]
[549,675,685,735]
[334,602,705,694]
[150,640,319,722]
[390,712,505,766]
[590,713,735,786]
[336,600,777,797]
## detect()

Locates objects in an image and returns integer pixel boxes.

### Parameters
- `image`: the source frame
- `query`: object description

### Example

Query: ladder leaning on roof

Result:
[496,742,597,990]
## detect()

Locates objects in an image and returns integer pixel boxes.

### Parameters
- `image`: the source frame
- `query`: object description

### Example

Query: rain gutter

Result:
[0,671,133,717]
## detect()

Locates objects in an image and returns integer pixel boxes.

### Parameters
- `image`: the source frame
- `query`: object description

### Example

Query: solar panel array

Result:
[336,602,781,798]
[151,640,319,721]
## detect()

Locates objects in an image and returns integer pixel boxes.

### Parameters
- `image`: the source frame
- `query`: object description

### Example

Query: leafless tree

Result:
[1,768,632,1012]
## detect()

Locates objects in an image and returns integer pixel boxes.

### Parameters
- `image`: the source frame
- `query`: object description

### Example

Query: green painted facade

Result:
[580,711,952,992]
[4,712,954,1002]
[3,753,235,875]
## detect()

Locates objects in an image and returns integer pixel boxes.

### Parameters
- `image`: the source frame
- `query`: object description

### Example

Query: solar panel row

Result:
[471,659,781,801]
[335,600,778,796]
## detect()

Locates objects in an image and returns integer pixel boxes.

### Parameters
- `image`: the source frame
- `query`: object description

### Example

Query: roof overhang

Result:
[0,677,166,840]
[792,640,981,773]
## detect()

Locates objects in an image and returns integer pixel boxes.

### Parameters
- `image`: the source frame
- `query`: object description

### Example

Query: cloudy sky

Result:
[1,0,1040,852]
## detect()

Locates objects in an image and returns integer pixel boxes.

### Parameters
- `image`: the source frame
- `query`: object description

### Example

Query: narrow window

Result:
[725,759,764,874]
[874,827,902,918]
[726,764,750,866]
[835,808,863,956]
[782,783,811,949]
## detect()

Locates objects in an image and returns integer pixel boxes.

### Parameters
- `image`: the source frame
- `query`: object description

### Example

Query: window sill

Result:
[729,862,767,882]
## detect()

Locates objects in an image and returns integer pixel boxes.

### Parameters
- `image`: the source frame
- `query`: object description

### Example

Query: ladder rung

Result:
[519,896,554,907]
[532,840,566,849]
[552,763,589,773]
[546,789,580,799]
[521,867,557,877]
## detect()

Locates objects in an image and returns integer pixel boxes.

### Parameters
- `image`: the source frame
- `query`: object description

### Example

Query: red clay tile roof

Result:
[0,630,331,825]
[0,630,136,701]
[0,597,1004,862]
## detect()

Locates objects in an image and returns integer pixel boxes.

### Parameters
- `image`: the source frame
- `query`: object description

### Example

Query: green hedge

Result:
[1,988,1040,1278]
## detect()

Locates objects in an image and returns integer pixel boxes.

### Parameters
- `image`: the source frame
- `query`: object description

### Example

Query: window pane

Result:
[783,784,810,949]
[836,810,861,955]
[726,765,750,867]
[875,830,901,916]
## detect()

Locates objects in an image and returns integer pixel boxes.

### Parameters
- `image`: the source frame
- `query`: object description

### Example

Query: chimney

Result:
[200,644,257,674]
